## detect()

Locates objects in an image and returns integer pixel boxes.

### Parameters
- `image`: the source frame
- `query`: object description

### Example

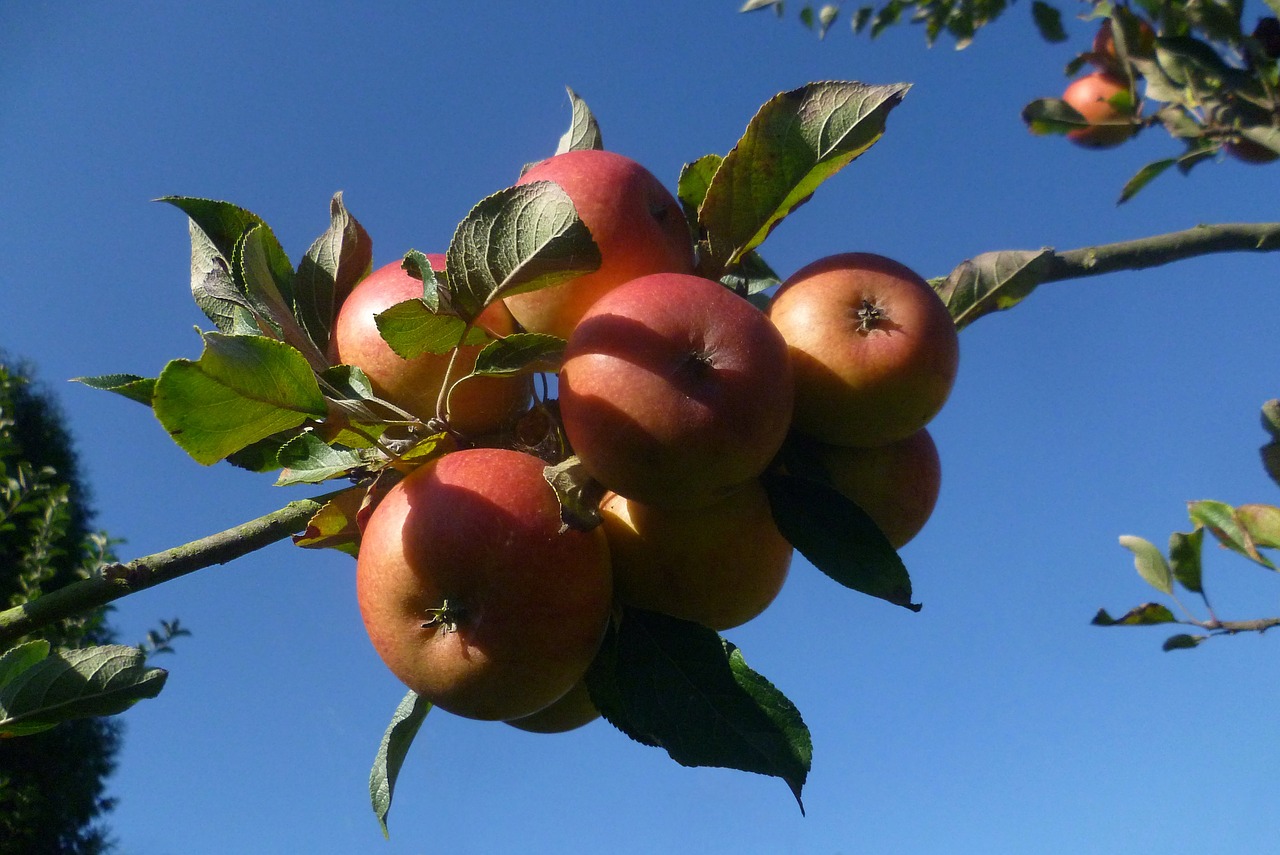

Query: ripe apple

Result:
[505,680,600,733]
[331,256,529,436]
[558,272,794,509]
[600,480,793,631]
[1061,72,1137,148]
[809,428,941,549]
[355,447,613,721]
[503,150,695,340]
[767,253,958,449]
[1090,17,1156,67]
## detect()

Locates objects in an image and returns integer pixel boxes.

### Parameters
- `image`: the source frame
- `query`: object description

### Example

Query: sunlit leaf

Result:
[931,249,1056,331]
[293,485,366,555]
[72,373,156,406]
[0,640,50,689]
[543,455,606,533]
[555,87,604,154]
[677,153,723,228]
[1236,504,1280,551]
[275,433,371,485]
[152,333,328,465]
[1188,499,1276,569]
[472,333,566,376]
[0,645,167,737]
[1119,534,1173,595]
[374,300,491,359]
[445,181,602,322]
[369,690,431,838]
[699,81,909,277]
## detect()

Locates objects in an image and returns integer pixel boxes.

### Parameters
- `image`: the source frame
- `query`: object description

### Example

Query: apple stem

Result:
[421,599,465,633]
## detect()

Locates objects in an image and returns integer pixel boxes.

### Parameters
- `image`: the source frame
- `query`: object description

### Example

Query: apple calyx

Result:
[421,599,466,633]
[856,299,889,333]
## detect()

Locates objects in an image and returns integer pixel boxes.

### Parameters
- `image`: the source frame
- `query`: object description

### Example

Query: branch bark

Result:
[0,493,339,648]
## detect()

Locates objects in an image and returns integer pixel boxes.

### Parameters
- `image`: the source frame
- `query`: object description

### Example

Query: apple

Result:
[355,447,613,721]
[600,480,793,631]
[1061,72,1138,149]
[505,680,600,733]
[503,150,695,340]
[331,256,529,436]
[809,428,941,549]
[558,272,794,509]
[767,253,958,449]
[1090,17,1156,68]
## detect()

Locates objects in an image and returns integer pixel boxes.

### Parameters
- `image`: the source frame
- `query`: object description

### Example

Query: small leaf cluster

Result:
[740,0,1011,47]
[1094,399,1280,650]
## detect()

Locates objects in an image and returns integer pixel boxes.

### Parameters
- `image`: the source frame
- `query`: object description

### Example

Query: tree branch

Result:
[1045,222,1280,281]
[0,493,341,649]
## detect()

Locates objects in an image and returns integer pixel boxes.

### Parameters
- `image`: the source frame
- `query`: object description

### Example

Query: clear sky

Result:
[3,3,1278,853]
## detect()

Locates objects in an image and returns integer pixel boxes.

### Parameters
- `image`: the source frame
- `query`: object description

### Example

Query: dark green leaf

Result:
[762,470,919,611]
[721,250,782,296]
[1168,528,1204,593]
[1119,534,1173,595]
[402,250,446,314]
[1091,604,1177,626]
[1162,633,1206,651]
[0,645,167,737]
[1118,158,1178,204]
[472,333,566,376]
[555,87,604,154]
[373,300,491,359]
[369,690,431,838]
[1021,97,1090,135]
[295,192,374,353]
[445,181,602,322]
[71,373,156,406]
[162,196,267,335]
[152,333,328,465]
[589,608,809,810]
[699,81,909,277]
[677,153,724,228]
[237,222,299,338]
[225,429,302,473]
[931,249,1055,331]
[1031,1,1067,42]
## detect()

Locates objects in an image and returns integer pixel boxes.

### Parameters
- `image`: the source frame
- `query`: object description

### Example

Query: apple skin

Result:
[767,253,958,449]
[559,272,794,509]
[810,428,941,549]
[505,680,600,733]
[600,480,793,631]
[355,448,613,721]
[1062,72,1137,148]
[331,256,528,436]
[504,150,695,340]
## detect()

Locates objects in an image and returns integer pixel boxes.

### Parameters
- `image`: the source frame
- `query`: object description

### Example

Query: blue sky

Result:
[4,3,1279,853]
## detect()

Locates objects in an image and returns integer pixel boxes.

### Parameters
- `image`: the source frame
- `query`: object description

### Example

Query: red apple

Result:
[767,253,959,449]
[331,257,529,436]
[1062,72,1138,149]
[505,680,600,733]
[810,428,941,549]
[355,448,613,721]
[600,480,793,631]
[559,272,794,509]
[504,150,695,340]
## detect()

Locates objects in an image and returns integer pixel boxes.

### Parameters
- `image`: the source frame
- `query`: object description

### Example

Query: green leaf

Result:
[0,645,167,737]
[931,249,1055,331]
[1031,1,1067,42]
[677,153,724,229]
[587,608,810,810]
[721,250,782,297]
[817,4,839,38]
[72,373,156,406]
[1168,528,1204,593]
[373,299,491,359]
[275,433,370,486]
[1118,159,1178,204]
[1162,633,1207,651]
[225,429,301,473]
[1188,499,1276,569]
[472,333,566,376]
[369,690,431,838]
[0,640,51,689]
[295,192,374,353]
[1119,535,1173,595]
[1021,97,1091,136]
[739,0,783,11]
[1091,604,1178,626]
[444,181,602,322]
[555,87,604,154]
[1236,504,1280,551]
[152,333,328,465]
[237,222,300,340]
[161,196,267,335]
[402,250,447,314]
[762,470,919,611]
[698,81,910,276]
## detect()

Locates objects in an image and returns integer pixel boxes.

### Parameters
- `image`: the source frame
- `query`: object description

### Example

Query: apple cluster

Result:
[348,149,959,733]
